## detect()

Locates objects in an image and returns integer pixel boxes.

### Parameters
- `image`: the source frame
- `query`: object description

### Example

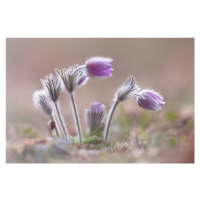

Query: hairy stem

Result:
[55,102,68,139]
[50,115,60,138]
[73,65,86,74]
[70,93,82,143]
[104,100,119,143]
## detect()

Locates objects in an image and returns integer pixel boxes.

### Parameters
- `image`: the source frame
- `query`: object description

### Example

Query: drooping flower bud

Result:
[136,89,165,110]
[115,76,140,102]
[56,66,87,93]
[33,90,53,117]
[42,74,62,103]
[86,102,105,136]
[85,57,113,78]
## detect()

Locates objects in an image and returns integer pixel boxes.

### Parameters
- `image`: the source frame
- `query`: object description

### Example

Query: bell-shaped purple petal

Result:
[137,89,165,111]
[85,57,113,78]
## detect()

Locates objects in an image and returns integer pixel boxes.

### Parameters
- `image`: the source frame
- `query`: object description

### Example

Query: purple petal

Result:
[144,92,163,101]
[77,75,86,85]
[87,68,113,78]
[86,61,112,71]
[91,102,102,111]
[85,57,113,78]
[137,90,165,110]
[87,68,112,74]
[138,98,161,110]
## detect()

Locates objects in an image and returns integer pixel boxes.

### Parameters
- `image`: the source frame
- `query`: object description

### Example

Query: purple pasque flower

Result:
[136,89,165,110]
[85,57,113,78]
[86,102,105,136]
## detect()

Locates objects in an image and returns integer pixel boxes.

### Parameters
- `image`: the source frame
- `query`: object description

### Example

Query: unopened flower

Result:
[85,57,113,78]
[86,102,105,136]
[42,74,62,103]
[116,76,140,102]
[56,66,87,93]
[33,90,53,117]
[136,89,165,110]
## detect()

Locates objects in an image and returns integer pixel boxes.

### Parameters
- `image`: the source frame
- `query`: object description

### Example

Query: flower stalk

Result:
[50,115,60,138]
[56,67,87,143]
[104,100,119,143]
[55,102,68,138]
[70,93,82,143]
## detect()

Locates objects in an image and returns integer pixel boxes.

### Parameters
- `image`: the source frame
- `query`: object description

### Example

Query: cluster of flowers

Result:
[33,57,165,143]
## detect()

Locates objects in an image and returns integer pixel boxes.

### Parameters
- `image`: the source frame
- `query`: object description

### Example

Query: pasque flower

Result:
[42,74,62,103]
[104,76,165,143]
[86,102,105,136]
[73,57,113,78]
[33,90,60,137]
[85,57,113,78]
[56,66,88,143]
[136,89,165,110]
[42,74,68,139]
[56,67,88,93]
[33,55,166,147]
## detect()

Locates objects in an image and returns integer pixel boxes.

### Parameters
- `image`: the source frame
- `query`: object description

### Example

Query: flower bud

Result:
[136,89,165,110]
[85,57,113,78]
[86,102,105,136]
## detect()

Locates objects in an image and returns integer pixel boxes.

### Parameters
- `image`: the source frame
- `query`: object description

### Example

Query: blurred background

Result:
[6,38,194,163]
[6,38,194,131]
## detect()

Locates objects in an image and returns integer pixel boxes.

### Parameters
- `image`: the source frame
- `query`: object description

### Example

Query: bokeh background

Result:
[6,38,194,162]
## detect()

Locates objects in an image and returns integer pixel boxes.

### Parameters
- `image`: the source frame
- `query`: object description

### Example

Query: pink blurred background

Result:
[6,38,194,134]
